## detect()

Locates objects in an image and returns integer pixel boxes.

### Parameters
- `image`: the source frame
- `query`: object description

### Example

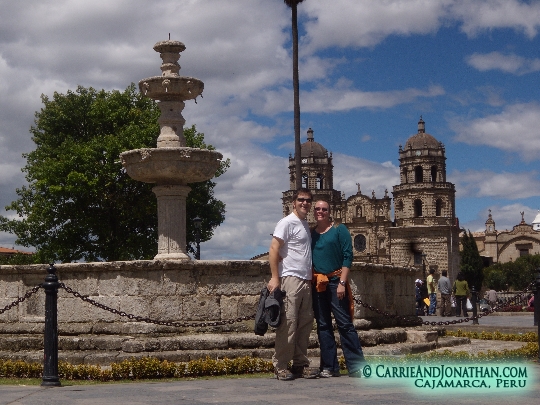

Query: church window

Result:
[436,199,443,216]
[415,166,423,183]
[317,174,324,189]
[414,252,423,265]
[519,249,529,257]
[397,201,403,211]
[302,174,308,188]
[403,168,408,184]
[414,199,423,217]
[431,166,437,182]
[354,234,367,252]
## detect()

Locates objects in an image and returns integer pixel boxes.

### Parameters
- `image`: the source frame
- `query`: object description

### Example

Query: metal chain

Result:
[58,283,255,328]
[57,277,537,329]
[355,278,537,326]
[0,285,42,315]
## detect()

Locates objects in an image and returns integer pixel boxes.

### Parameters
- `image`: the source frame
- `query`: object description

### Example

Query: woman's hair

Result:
[457,272,464,281]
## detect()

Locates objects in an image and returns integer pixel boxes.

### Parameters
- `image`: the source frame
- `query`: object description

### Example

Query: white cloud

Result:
[451,0,540,39]
[451,103,540,161]
[451,169,540,199]
[301,0,451,52]
[333,154,399,199]
[466,52,540,75]
[298,0,540,53]
[461,204,539,234]
[302,85,445,113]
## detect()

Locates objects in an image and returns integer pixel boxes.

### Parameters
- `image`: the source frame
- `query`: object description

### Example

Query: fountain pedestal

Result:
[120,40,222,260]
[153,185,191,260]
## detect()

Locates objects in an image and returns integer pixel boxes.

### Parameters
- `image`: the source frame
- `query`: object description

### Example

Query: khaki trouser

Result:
[272,276,314,371]
[440,293,452,316]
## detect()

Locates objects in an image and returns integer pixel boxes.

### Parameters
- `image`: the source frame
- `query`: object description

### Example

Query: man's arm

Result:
[429,276,436,292]
[268,236,284,292]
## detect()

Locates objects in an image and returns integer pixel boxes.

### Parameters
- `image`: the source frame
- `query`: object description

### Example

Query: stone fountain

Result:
[120,40,222,260]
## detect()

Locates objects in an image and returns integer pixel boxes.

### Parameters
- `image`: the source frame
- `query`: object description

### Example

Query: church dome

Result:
[533,210,540,231]
[405,118,441,149]
[301,128,327,157]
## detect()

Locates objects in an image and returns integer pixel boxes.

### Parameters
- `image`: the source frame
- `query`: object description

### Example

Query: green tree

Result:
[459,230,484,290]
[483,254,540,291]
[483,265,507,291]
[0,85,228,263]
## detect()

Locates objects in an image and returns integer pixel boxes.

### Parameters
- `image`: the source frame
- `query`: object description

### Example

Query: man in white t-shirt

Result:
[268,188,319,380]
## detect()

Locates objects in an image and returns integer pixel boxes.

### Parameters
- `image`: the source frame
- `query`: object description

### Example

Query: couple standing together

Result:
[267,188,365,381]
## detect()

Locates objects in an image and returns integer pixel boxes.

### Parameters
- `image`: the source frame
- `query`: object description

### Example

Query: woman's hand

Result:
[337,283,346,300]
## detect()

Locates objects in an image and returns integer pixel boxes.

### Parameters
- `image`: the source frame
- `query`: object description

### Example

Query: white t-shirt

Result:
[272,213,312,280]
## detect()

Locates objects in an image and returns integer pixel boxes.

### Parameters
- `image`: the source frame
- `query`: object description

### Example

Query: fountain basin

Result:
[120,147,222,184]
[139,76,204,101]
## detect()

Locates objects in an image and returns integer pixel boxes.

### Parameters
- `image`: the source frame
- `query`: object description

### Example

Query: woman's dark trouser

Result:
[313,280,365,374]
[455,295,468,316]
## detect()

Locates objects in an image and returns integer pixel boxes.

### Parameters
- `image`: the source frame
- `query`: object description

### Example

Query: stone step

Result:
[0,328,469,366]
[0,328,416,352]
[0,337,470,366]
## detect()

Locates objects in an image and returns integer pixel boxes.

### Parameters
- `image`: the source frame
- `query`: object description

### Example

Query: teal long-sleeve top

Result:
[311,223,353,277]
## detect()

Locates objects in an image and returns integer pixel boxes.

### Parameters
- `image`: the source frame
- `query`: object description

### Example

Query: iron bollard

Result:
[41,264,61,387]
[471,285,479,325]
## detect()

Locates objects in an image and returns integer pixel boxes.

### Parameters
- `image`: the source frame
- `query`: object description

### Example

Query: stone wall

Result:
[1,260,418,334]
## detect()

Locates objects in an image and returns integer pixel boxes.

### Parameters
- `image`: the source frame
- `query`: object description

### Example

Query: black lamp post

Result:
[421,253,427,280]
[193,216,202,260]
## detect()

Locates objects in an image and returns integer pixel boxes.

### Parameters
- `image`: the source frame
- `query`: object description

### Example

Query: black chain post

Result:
[41,264,61,387]
[471,285,479,325]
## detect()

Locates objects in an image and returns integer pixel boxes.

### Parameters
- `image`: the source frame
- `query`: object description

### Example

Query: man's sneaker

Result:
[275,368,294,381]
[349,369,362,378]
[291,365,319,379]
[320,369,341,378]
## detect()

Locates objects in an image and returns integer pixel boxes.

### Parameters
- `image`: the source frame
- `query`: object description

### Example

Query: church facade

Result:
[471,210,540,266]
[282,118,460,281]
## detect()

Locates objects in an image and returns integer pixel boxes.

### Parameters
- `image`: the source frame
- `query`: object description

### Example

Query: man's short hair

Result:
[293,188,312,200]
[429,268,435,274]
[442,270,447,276]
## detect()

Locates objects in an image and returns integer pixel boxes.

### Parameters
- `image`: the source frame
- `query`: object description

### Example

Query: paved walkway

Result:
[419,312,537,335]
[1,314,538,405]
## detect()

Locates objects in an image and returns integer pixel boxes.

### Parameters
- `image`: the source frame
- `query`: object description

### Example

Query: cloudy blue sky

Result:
[1,0,539,260]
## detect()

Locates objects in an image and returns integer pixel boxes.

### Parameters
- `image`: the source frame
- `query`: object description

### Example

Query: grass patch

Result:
[445,330,538,342]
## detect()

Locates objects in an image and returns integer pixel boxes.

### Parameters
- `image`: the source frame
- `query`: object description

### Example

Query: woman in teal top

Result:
[312,222,353,276]
[311,200,364,378]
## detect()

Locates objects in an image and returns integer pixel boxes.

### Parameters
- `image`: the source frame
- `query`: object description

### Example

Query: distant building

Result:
[469,210,540,266]
[0,247,32,258]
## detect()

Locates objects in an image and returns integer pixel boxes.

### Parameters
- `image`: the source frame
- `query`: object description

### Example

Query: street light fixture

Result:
[193,216,202,260]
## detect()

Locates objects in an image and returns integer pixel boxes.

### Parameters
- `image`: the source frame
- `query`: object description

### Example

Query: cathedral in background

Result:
[268,117,539,282]
[281,118,460,281]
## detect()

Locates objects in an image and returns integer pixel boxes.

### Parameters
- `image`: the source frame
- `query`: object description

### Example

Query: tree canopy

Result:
[0,84,228,263]
[483,254,540,291]
[459,230,484,290]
